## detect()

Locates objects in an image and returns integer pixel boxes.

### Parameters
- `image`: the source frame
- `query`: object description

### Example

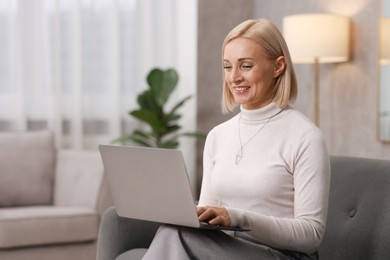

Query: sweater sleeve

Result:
[228,128,330,254]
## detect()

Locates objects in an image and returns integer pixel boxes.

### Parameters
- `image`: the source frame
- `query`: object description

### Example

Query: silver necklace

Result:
[235,114,271,165]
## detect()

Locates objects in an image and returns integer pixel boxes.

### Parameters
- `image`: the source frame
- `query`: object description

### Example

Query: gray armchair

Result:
[97,207,160,260]
[96,156,390,260]
[318,156,390,259]
[0,130,112,260]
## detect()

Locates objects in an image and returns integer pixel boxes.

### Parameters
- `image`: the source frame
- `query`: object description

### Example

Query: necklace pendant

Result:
[235,148,243,165]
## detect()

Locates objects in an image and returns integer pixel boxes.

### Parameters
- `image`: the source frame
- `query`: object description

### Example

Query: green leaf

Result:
[133,130,154,139]
[130,137,154,147]
[147,68,179,107]
[131,109,166,134]
[165,124,181,135]
[179,132,207,139]
[160,139,179,149]
[137,90,160,114]
[167,95,192,117]
[162,95,191,125]
[165,113,181,123]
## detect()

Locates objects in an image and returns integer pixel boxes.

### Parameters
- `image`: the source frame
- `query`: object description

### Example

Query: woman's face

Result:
[223,37,281,110]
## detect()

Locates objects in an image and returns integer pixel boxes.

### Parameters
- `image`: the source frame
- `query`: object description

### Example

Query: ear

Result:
[274,56,286,78]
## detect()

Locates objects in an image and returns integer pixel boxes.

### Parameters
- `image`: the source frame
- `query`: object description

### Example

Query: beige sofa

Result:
[0,130,112,260]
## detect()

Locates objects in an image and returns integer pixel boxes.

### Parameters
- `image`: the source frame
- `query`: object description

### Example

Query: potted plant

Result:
[114,67,205,149]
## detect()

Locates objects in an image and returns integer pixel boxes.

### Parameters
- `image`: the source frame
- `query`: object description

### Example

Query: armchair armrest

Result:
[97,207,160,260]
[54,149,106,209]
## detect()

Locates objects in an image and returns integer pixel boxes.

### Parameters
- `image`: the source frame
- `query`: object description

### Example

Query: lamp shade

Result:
[283,14,350,63]
[380,18,390,64]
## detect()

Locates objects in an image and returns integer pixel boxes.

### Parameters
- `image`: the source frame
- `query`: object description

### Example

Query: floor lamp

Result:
[283,14,350,126]
[380,18,390,64]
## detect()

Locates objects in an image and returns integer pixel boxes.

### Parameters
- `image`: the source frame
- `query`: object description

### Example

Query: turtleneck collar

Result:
[239,102,283,122]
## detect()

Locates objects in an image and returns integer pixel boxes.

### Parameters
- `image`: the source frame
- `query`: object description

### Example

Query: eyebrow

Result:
[223,57,255,62]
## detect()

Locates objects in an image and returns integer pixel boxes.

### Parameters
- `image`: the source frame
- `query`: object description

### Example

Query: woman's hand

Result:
[197,206,231,226]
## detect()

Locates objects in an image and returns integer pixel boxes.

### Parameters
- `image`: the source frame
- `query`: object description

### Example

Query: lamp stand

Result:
[314,58,320,126]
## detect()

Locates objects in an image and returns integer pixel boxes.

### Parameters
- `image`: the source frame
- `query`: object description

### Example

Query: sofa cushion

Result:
[54,150,104,209]
[0,206,99,248]
[0,130,55,207]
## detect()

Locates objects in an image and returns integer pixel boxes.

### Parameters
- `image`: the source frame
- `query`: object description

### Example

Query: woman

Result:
[142,18,330,260]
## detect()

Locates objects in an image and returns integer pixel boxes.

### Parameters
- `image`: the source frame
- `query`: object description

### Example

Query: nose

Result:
[230,67,243,84]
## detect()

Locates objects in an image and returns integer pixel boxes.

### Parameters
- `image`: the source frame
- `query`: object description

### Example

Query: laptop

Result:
[99,144,249,232]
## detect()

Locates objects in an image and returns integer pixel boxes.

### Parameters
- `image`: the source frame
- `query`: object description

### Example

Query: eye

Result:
[241,64,253,70]
[223,64,232,71]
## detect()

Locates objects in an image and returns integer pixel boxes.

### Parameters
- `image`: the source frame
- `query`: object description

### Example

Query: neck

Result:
[240,102,283,122]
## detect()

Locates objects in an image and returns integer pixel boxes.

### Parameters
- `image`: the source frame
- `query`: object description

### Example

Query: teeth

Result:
[235,87,249,91]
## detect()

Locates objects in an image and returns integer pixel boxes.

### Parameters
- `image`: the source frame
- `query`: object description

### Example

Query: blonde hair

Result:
[221,19,297,113]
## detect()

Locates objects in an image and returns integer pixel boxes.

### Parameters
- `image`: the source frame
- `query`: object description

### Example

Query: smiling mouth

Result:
[234,86,250,92]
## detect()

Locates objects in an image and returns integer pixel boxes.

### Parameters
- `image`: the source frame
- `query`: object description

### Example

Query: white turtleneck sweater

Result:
[198,103,330,254]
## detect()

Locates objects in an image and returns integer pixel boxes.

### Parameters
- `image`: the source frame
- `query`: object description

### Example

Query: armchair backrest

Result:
[319,156,390,260]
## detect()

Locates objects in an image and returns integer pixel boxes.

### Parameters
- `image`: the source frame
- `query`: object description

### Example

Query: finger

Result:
[209,210,231,226]
[198,207,216,222]
[209,213,229,225]
[208,216,224,225]
[196,206,206,216]
[198,209,212,222]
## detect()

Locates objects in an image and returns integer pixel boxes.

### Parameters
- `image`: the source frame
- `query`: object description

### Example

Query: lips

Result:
[233,86,250,93]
